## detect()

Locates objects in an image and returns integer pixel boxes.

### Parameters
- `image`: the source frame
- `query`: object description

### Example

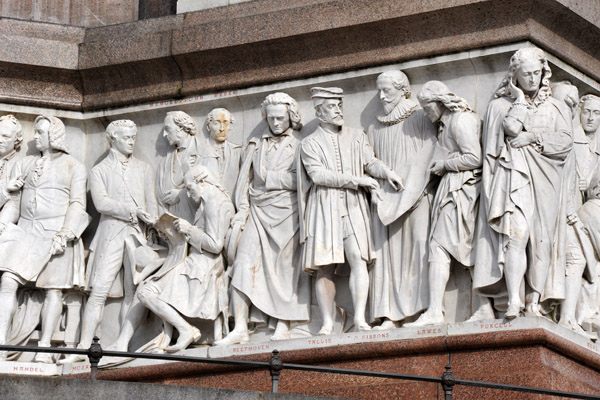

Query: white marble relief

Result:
[217,93,310,346]
[0,116,89,363]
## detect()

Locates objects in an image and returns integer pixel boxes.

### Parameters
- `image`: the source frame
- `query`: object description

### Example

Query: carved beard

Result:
[382,95,403,115]
[318,114,344,127]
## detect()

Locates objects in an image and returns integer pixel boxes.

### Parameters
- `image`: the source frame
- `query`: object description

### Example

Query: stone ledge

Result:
[0,0,597,111]
[62,318,600,399]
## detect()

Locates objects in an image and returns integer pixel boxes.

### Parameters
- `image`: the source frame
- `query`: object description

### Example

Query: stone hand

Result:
[508,79,526,103]
[430,160,446,176]
[6,175,25,192]
[359,176,380,191]
[50,233,68,255]
[231,211,248,227]
[510,131,536,148]
[164,189,181,205]
[136,209,156,225]
[174,218,193,235]
[579,178,587,192]
[387,171,404,191]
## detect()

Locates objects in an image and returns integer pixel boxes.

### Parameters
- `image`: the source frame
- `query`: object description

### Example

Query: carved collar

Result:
[261,128,292,139]
[109,148,132,163]
[377,99,418,126]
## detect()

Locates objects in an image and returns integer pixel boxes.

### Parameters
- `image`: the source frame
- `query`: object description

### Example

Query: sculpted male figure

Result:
[132,165,233,352]
[197,108,242,197]
[156,111,203,223]
[474,48,573,319]
[216,93,310,345]
[61,120,157,364]
[405,81,483,327]
[564,95,600,333]
[366,71,438,330]
[0,116,88,362]
[298,87,402,334]
[0,115,25,209]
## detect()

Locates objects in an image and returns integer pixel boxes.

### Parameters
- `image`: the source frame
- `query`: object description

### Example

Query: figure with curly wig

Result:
[405,81,484,326]
[0,115,25,209]
[0,116,89,362]
[155,111,203,223]
[473,48,573,320]
[216,93,310,345]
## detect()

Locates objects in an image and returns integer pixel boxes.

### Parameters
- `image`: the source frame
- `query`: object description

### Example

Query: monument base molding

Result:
[83,324,600,399]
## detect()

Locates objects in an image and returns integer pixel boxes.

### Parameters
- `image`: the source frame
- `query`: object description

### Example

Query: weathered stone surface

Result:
[0,0,597,110]
[0,374,331,400]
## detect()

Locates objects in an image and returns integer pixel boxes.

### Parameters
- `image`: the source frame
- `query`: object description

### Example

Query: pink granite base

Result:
[76,329,600,399]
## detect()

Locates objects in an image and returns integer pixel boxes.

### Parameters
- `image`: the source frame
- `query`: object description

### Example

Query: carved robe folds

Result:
[367,104,438,322]
[475,96,573,306]
[0,153,88,288]
[231,129,310,322]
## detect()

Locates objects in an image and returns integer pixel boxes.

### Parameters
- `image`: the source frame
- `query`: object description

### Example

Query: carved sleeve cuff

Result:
[443,159,457,173]
[507,102,529,125]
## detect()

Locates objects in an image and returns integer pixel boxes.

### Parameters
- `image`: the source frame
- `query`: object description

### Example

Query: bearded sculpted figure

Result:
[366,71,439,330]
[405,81,486,327]
[197,108,242,198]
[473,48,573,319]
[0,116,88,362]
[298,87,402,334]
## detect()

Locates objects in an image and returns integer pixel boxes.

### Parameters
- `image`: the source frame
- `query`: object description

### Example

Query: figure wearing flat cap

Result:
[298,87,403,334]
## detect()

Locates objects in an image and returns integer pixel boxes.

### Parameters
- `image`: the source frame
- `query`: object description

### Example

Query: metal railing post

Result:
[441,363,455,400]
[88,336,103,381]
[269,350,283,393]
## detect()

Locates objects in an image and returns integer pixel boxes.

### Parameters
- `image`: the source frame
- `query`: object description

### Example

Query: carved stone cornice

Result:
[0,0,597,111]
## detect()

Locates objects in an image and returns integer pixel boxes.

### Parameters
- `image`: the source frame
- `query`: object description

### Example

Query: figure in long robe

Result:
[298,87,402,334]
[366,71,439,329]
[473,48,573,318]
[216,93,310,345]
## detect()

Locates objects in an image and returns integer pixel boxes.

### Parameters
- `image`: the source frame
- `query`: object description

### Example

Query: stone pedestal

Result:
[54,318,599,399]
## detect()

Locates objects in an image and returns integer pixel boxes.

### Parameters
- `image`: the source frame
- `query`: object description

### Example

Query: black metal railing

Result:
[0,339,598,399]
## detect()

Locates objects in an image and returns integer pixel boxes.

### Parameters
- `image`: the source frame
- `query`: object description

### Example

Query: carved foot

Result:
[271,321,290,341]
[165,326,201,353]
[524,303,542,318]
[582,318,600,333]
[58,353,86,365]
[33,352,54,364]
[404,310,444,327]
[504,303,520,320]
[465,307,495,323]
[354,321,371,332]
[317,324,334,336]
[104,342,128,352]
[214,329,250,346]
[559,321,598,341]
[373,319,398,331]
